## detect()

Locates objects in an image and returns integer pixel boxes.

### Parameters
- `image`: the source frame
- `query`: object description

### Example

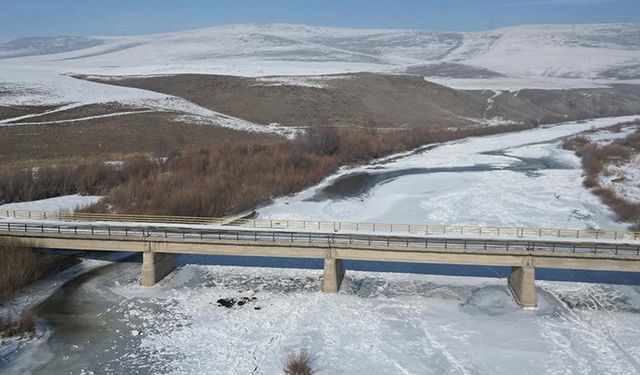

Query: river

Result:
[2,115,640,374]
[258,115,640,229]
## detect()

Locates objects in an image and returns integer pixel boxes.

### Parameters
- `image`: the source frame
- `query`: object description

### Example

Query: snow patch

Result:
[0,195,102,212]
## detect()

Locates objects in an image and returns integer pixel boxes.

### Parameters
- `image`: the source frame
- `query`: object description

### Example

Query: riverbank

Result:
[4,259,640,375]
[2,115,640,374]
[563,120,640,230]
[0,252,134,365]
[258,115,640,230]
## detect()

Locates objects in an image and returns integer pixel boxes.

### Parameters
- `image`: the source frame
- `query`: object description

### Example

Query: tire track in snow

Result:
[0,103,84,124]
[0,110,160,126]
[579,282,640,373]
[538,283,640,374]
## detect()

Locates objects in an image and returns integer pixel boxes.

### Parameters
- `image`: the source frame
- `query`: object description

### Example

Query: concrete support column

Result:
[140,251,176,286]
[508,263,537,308]
[322,258,345,293]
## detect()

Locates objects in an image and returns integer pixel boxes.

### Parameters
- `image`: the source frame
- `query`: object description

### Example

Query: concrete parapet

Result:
[322,258,345,293]
[508,264,537,308]
[140,251,176,286]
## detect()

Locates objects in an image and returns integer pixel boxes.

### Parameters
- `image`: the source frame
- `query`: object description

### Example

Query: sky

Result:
[1,0,639,40]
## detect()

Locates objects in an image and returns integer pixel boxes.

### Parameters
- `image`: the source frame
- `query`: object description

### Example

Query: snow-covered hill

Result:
[1,23,639,86]
[0,23,639,118]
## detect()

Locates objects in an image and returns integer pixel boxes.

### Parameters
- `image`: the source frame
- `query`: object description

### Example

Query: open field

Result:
[83,73,640,129]
[1,103,150,124]
[3,73,640,170]
[0,105,57,121]
[0,111,279,167]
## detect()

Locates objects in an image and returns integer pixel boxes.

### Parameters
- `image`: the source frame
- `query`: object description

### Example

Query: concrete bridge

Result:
[1,212,640,308]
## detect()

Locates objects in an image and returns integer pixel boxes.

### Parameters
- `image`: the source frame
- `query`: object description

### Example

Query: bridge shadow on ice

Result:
[174,253,640,286]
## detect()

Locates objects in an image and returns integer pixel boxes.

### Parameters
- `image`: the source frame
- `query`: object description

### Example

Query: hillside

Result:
[1,23,639,91]
[1,23,639,165]
[84,73,640,129]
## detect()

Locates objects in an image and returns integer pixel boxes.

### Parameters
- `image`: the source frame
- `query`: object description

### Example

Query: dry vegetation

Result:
[80,123,533,217]
[0,155,162,204]
[84,73,640,130]
[0,238,77,338]
[2,122,534,217]
[86,142,340,216]
[0,121,534,326]
[0,237,77,305]
[282,350,316,375]
[563,122,640,229]
[0,111,278,166]
[0,309,36,339]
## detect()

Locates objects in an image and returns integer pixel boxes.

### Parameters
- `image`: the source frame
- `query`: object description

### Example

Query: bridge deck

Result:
[1,221,639,271]
[3,210,639,242]
[2,216,639,308]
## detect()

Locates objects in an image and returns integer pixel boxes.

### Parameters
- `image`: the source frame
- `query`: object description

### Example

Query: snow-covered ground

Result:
[2,117,640,374]
[603,154,640,204]
[0,252,133,368]
[4,262,640,375]
[0,23,639,110]
[1,22,640,374]
[580,122,640,204]
[1,23,638,138]
[258,115,640,230]
[0,68,296,136]
[0,194,102,212]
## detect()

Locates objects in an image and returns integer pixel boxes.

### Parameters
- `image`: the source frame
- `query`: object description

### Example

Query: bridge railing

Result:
[2,221,640,257]
[1,209,639,241]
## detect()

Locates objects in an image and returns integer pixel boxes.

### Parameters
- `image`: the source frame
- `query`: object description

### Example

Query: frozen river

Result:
[258,115,640,230]
[2,115,640,375]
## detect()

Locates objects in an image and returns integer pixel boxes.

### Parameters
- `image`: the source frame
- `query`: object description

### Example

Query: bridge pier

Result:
[508,263,537,308]
[140,251,176,286]
[322,258,345,293]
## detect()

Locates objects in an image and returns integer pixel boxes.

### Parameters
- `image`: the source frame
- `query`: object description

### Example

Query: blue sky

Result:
[1,0,639,40]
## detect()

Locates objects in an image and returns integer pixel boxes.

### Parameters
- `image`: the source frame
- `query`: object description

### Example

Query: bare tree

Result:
[301,126,340,156]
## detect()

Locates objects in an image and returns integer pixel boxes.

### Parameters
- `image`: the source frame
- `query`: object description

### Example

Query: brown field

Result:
[83,73,640,130]
[4,102,150,124]
[0,111,279,167]
[0,105,57,121]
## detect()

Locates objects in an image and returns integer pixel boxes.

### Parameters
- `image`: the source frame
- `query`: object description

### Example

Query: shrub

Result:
[619,130,640,151]
[6,121,536,219]
[593,187,640,223]
[0,156,165,204]
[77,122,536,217]
[564,126,640,230]
[0,237,77,305]
[300,126,341,156]
[0,308,36,338]
[282,350,316,375]
[91,143,341,217]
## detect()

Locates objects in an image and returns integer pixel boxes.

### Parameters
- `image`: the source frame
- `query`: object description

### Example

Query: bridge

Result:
[1,210,640,308]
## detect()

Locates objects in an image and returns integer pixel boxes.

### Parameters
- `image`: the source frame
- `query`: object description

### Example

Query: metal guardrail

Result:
[2,209,639,241]
[2,222,640,256]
